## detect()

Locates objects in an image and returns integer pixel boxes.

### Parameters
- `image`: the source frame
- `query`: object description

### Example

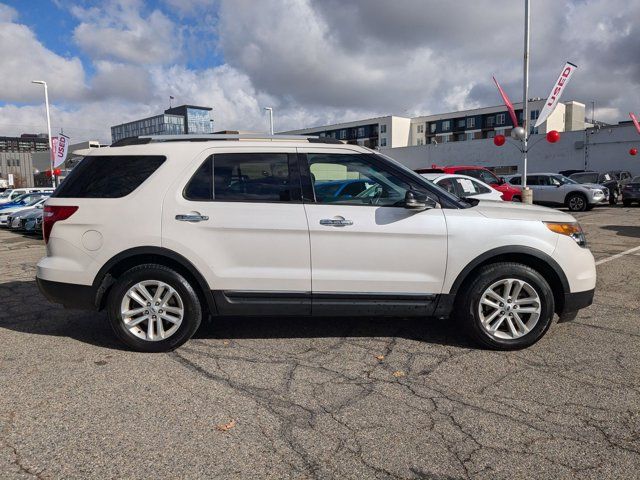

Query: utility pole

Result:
[32,80,55,188]
[521,0,532,204]
[264,107,274,135]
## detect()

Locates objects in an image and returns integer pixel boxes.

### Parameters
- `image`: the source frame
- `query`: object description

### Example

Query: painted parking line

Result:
[595,245,640,266]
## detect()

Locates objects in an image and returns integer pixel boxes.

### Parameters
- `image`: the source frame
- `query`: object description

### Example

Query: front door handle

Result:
[176,213,209,222]
[320,218,353,227]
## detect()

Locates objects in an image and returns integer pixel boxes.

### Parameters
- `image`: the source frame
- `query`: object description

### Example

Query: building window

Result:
[496,113,506,125]
[456,133,465,141]
[441,134,451,143]
[458,119,466,128]
[486,116,495,127]
[416,138,424,146]
[430,123,436,133]
[380,124,387,134]
[339,130,346,139]
[442,120,450,131]
[467,117,475,128]
[487,131,495,138]
[357,127,365,137]
[466,132,474,141]
[531,110,540,120]
[380,138,387,147]
[416,124,424,134]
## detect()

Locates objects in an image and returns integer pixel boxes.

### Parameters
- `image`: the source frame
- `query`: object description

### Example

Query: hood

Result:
[472,200,575,222]
[580,183,606,191]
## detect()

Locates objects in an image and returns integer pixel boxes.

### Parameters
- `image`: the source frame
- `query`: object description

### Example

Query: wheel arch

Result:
[445,246,569,315]
[92,246,217,316]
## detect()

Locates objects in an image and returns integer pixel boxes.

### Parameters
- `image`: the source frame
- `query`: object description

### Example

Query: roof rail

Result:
[110,134,345,147]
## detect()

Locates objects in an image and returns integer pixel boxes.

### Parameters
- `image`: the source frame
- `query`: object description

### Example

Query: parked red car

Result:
[416,165,522,201]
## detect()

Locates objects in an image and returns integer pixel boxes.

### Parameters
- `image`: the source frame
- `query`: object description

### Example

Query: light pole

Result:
[32,80,55,188]
[521,0,532,204]
[264,107,274,135]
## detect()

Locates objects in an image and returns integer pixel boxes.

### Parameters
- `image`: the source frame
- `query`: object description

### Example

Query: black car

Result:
[569,171,619,205]
[622,176,640,207]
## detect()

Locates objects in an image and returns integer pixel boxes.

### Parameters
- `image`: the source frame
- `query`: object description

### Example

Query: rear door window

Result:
[53,156,165,198]
[184,153,300,202]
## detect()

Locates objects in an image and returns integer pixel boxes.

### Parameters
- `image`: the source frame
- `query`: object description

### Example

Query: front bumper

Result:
[36,277,96,310]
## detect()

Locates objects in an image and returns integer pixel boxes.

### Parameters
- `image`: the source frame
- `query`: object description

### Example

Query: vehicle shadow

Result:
[0,280,472,350]
[601,225,640,238]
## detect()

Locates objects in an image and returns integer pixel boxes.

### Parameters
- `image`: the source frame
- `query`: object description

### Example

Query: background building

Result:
[0,134,49,187]
[385,122,639,176]
[110,105,213,143]
[32,140,103,186]
[283,100,589,149]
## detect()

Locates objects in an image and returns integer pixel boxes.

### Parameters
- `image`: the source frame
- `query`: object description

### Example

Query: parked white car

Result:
[36,134,596,352]
[0,187,54,205]
[421,173,504,202]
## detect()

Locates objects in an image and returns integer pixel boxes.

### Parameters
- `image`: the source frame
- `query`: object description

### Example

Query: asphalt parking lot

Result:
[1,206,639,480]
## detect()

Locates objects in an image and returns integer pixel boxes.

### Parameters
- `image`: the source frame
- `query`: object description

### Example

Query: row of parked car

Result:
[414,165,640,211]
[0,188,55,234]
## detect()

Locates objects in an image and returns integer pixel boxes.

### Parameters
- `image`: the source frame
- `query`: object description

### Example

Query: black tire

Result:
[623,200,631,207]
[511,196,522,202]
[566,192,588,212]
[106,264,202,352]
[454,262,555,350]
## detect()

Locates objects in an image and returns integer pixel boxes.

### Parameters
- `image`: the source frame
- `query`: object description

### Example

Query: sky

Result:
[0,0,638,144]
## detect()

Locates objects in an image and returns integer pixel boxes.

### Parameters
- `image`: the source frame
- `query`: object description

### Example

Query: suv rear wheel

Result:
[106,264,202,352]
[455,262,555,350]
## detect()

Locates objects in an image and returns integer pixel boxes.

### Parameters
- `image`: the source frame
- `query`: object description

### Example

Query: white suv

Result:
[36,135,596,352]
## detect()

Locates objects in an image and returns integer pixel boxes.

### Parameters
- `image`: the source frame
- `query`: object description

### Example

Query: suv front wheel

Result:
[455,262,555,350]
[106,264,202,352]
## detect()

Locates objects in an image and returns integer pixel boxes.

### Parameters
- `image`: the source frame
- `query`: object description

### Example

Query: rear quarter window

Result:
[52,155,165,198]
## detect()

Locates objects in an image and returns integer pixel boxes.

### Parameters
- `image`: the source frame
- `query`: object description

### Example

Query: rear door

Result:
[162,147,311,315]
[299,148,447,316]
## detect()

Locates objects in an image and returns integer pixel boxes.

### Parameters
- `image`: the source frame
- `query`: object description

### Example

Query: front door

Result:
[298,148,448,316]
[162,147,311,315]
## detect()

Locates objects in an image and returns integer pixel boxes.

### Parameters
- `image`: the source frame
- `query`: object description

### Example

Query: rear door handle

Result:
[176,214,209,222]
[320,218,353,227]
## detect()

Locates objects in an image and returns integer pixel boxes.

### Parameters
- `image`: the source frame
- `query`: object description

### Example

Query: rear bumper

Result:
[36,277,96,310]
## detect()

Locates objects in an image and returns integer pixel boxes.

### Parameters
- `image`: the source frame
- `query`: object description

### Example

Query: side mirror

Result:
[404,190,436,210]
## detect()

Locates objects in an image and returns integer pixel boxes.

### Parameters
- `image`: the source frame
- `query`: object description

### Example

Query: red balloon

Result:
[53,168,62,176]
[546,130,560,143]
[630,148,638,156]
[493,134,506,146]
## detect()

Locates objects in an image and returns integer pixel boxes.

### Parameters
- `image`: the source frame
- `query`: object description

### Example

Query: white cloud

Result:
[0,21,86,103]
[72,1,181,65]
[0,2,17,22]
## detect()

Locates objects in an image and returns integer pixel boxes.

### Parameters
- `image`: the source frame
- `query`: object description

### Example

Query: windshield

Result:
[632,176,640,183]
[571,173,598,184]
[552,175,577,185]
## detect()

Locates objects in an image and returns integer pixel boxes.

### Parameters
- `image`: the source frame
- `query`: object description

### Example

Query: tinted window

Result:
[508,176,521,185]
[571,173,598,183]
[308,153,431,207]
[185,153,297,202]
[53,156,165,198]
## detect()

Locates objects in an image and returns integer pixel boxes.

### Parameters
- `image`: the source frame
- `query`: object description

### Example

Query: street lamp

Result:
[521,0,532,203]
[264,107,274,135]
[31,80,55,188]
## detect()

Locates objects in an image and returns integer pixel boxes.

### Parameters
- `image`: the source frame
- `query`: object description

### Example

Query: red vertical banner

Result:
[493,76,519,127]
[630,112,640,135]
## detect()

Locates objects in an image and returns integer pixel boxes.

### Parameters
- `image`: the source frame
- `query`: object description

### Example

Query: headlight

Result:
[545,222,587,248]
[591,189,603,195]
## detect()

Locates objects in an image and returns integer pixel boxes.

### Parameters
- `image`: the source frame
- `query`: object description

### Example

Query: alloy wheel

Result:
[477,278,541,340]
[568,196,585,211]
[120,280,184,341]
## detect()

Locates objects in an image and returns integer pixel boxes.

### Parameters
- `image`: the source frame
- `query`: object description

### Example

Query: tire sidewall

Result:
[107,265,202,352]
[462,264,555,350]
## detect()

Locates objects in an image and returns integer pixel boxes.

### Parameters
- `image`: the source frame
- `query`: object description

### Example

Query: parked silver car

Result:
[504,173,608,212]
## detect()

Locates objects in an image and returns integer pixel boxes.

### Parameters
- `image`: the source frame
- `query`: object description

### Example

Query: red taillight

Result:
[43,206,78,244]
